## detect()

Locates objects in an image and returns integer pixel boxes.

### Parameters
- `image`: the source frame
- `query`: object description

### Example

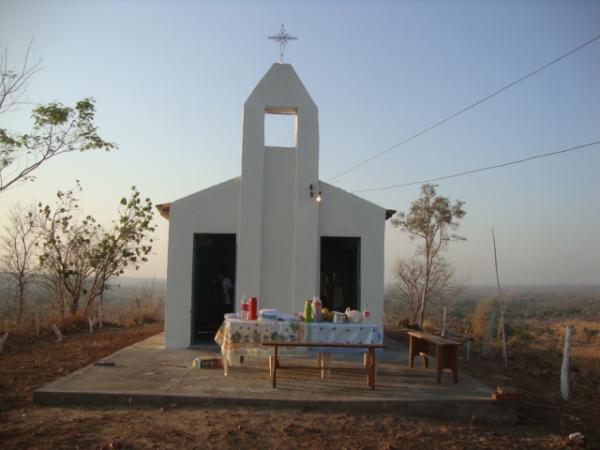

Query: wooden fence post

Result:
[492,227,508,367]
[465,338,471,360]
[52,324,63,342]
[561,324,573,401]
[441,306,447,337]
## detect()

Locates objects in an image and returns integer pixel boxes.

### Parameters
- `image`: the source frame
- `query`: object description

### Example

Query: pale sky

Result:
[1,1,599,285]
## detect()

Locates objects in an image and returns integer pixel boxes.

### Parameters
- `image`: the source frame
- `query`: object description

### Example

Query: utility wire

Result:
[351,140,600,193]
[327,32,600,182]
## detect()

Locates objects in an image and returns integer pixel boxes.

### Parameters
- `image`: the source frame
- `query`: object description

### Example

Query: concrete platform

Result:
[34,333,515,422]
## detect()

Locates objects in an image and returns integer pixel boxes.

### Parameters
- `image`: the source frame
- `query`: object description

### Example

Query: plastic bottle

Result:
[312,297,323,322]
[239,294,247,320]
[304,299,313,322]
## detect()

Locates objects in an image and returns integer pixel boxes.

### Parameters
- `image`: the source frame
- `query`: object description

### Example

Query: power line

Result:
[327,32,600,182]
[351,140,600,193]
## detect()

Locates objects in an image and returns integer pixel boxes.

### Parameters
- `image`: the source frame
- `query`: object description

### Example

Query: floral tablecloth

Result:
[214,319,382,367]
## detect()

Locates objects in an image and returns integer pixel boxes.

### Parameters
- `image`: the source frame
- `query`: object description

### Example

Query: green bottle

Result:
[304,300,313,322]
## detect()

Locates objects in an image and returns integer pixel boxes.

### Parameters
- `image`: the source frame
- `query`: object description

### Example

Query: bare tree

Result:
[0,40,41,114]
[392,184,466,329]
[391,256,463,328]
[0,204,39,322]
[0,42,115,193]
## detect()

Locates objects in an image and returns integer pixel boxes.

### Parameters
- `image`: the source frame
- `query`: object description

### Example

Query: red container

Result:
[248,297,258,320]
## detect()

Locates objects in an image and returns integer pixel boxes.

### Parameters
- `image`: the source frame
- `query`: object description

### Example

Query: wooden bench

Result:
[407,331,461,383]
[262,342,386,389]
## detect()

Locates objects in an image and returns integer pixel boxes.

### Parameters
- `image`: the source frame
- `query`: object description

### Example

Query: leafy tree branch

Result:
[0,42,116,193]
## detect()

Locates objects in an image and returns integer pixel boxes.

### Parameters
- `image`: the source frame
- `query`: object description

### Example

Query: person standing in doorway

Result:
[215,265,234,315]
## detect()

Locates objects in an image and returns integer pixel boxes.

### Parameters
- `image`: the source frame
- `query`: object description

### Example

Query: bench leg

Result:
[419,352,429,369]
[409,336,429,368]
[436,345,459,383]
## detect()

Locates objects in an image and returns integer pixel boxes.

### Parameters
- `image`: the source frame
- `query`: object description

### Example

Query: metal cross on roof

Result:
[268,24,298,63]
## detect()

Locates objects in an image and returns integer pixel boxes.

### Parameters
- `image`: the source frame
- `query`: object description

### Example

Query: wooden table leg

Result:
[318,352,324,379]
[272,345,278,388]
[318,353,332,380]
[369,347,376,389]
[365,350,371,387]
[366,348,376,388]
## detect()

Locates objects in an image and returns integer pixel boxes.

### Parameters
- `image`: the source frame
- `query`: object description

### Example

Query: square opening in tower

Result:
[264,111,297,148]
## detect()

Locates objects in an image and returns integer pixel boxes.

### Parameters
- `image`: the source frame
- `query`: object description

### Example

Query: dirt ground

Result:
[0,324,595,449]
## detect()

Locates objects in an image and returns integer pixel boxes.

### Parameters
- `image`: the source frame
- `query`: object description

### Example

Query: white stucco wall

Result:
[260,147,296,311]
[318,182,386,331]
[165,177,240,348]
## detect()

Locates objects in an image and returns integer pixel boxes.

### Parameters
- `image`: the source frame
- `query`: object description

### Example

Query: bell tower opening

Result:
[264,106,297,148]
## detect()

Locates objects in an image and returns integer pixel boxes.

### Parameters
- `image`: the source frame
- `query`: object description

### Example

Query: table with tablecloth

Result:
[214,318,382,375]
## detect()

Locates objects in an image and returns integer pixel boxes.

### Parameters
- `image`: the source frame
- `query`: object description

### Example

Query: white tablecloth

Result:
[214,319,382,366]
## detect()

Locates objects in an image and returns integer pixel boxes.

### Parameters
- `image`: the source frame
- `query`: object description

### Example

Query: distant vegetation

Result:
[386,283,600,398]
[0,273,164,335]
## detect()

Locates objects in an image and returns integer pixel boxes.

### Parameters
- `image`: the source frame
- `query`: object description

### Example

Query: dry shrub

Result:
[471,297,496,340]
[58,311,92,332]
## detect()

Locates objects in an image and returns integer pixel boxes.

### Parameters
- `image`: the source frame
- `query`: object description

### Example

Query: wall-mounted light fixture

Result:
[309,184,322,203]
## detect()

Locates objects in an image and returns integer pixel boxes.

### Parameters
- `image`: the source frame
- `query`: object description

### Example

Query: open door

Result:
[320,237,361,312]
[191,233,236,345]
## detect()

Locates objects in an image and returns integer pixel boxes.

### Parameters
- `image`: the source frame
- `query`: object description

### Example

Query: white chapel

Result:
[157,62,393,348]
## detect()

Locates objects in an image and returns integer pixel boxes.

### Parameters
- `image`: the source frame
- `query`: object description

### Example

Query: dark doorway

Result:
[191,233,236,345]
[320,237,361,312]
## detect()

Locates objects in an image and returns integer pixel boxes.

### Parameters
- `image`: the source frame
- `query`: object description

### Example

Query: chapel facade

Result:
[158,63,391,348]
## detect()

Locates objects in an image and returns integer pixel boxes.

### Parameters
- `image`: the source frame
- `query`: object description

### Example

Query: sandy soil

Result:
[0,324,594,449]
